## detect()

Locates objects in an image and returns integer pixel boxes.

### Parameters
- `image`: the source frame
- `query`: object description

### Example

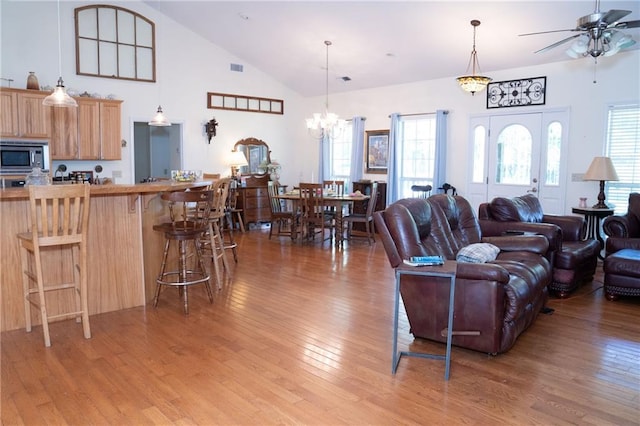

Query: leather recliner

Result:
[602,193,640,300]
[478,194,600,298]
[374,194,551,355]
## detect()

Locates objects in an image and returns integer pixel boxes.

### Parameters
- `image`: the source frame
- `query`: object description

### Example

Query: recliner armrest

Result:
[606,236,640,254]
[478,220,561,254]
[455,262,510,283]
[603,214,640,238]
[542,214,584,241]
[482,235,549,256]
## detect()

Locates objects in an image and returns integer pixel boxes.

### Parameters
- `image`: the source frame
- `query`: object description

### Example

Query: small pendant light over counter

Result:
[42,0,77,108]
[148,105,171,127]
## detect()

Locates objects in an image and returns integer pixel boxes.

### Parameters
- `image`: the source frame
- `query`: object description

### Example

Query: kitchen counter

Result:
[0,179,214,332]
[0,179,212,200]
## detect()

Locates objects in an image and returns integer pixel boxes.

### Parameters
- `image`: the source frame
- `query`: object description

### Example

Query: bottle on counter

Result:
[25,166,51,186]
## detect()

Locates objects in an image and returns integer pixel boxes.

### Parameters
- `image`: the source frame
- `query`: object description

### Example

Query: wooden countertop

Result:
[0,180,213,200]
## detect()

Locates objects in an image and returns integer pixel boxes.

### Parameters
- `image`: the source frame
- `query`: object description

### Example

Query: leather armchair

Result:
[374,195,551,355]
[478,194,600,298]
[603,193,640,254]
[602,193,640,300]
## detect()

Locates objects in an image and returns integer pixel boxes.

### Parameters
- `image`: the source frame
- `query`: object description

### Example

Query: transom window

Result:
[75,5,156,82]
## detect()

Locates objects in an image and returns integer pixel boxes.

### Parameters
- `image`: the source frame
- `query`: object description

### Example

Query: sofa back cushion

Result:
[629,193,640,230]
[489,194,544,223]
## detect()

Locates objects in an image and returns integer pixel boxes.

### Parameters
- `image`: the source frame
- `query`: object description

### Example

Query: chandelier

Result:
[305,40,346,139]
[456,20,492,95]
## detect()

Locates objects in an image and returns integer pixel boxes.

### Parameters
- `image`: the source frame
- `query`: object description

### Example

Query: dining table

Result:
[276,190,370,245]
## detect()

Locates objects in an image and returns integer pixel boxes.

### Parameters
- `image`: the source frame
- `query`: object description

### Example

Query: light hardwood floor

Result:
[2,230,639,425]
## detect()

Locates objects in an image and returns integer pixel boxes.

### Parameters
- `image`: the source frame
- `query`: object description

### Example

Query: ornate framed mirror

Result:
[234,137,271,176]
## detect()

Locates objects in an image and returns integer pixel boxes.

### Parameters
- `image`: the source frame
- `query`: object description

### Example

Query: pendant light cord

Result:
[56,0,63,77]
[324,40,331,113]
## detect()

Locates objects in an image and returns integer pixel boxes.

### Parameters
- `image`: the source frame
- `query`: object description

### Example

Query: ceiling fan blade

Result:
[612,19,640,29]
[599,9,631,25]
[519,28,579,36]
[534,34,581,53]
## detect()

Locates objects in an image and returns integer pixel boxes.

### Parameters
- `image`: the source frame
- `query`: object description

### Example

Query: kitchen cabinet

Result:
[0,89,50,139]
[50,97,122,160]
[98,100,122,160]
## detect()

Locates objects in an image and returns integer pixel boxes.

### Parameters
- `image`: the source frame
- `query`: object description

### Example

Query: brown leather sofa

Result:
[602,193,640,300]
[478,194,600,298]
[374,195,551,355]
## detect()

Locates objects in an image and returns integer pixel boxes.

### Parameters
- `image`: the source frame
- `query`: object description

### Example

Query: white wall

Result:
[1,1,309,185]
[304,50,640,213]
[2,1,639,213]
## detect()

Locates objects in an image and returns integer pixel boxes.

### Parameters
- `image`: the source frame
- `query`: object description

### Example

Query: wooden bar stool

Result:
[18,184,91,347]
[153,189,214,314]
[201,178,233,288]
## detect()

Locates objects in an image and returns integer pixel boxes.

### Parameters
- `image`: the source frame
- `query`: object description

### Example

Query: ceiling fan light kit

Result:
[521,0,639,59]
[457,19,492,96]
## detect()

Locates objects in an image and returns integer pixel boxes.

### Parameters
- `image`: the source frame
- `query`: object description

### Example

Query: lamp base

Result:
[592,180,610,209]
[591,201,610,209]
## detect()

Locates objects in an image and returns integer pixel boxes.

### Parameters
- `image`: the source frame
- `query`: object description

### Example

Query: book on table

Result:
[403,255,445,267]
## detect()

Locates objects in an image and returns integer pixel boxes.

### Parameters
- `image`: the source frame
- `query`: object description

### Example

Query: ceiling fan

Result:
[520,0,640,58]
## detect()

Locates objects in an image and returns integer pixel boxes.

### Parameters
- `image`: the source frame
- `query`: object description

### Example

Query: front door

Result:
[467,109,568,215]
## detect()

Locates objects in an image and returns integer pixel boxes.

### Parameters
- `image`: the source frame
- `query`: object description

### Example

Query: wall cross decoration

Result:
[486,77,546,109]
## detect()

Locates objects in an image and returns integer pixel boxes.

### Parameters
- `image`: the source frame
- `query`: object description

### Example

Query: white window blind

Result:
[398,114,437,198]
[605,103,640,213]
[329,122,353,188]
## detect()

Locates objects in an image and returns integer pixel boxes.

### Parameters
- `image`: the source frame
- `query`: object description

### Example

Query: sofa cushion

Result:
[456,243,500,263]
[490,195,544,223]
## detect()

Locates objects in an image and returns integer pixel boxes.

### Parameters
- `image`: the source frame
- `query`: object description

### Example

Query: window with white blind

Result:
[605,103,640,213]
[328,122,353,189]
[398,114,437,198]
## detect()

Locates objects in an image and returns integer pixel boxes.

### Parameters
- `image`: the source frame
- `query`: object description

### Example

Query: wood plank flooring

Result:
[2,230,639,425]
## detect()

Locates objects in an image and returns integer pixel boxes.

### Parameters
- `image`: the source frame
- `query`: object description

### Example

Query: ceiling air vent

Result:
[230,63,244,72]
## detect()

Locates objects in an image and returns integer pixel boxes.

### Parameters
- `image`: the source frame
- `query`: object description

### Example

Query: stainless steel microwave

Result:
[0,140,50,175]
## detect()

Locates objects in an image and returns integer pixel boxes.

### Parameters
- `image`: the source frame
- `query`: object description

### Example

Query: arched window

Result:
[495,124,531,185]
[75,5,155,82]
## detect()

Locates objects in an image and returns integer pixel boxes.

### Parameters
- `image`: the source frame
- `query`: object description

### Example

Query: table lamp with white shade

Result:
[228,150,248,180]
[583,156,619,209]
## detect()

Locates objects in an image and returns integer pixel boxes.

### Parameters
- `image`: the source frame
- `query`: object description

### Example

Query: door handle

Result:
[527,187,538,193]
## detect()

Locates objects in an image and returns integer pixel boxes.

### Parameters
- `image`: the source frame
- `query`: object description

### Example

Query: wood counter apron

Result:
[0,180,212,332]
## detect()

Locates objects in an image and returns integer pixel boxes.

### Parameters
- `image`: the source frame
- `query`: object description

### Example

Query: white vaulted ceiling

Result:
[144,1,640,97]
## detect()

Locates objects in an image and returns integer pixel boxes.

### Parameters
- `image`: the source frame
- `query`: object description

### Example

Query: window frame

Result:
[75,5,156,82]
[397,113,438,199]
[604,102,640,213]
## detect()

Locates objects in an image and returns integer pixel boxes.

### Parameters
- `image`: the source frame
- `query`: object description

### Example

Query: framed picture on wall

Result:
[366,129,389,174]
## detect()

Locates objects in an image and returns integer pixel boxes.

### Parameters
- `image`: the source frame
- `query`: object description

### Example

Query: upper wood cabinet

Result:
[98,100,122,160]
[0,89,51,139]
[1,88,121,160]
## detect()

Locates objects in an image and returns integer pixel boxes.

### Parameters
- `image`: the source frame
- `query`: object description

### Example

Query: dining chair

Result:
[267,181,298,240]
[411,184,432,198]
[299,183,332,242]
[226,180,245,233]
[344,181,379,244]
[322,180,346,235]
[323,180,345,196]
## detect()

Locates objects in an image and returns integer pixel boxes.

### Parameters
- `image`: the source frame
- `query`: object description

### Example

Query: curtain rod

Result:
[388,110,449,118]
